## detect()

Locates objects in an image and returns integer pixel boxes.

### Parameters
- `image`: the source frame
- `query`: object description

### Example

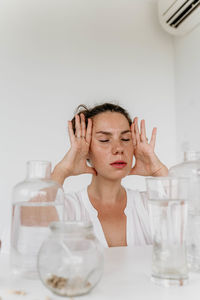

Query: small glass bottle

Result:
[37,221,104,297]
[169,151,200,271]
[11,160,64,278]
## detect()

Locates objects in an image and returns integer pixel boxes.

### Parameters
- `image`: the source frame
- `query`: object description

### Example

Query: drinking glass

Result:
[146,177,189,287]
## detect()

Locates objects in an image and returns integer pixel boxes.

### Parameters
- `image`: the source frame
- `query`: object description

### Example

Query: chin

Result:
[99,170,129,181]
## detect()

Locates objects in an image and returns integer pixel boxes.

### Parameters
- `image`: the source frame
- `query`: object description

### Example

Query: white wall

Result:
[0,0,176,251]
[174,25,200,160]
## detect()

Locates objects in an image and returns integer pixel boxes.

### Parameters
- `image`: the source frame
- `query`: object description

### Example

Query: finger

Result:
[86,118,92,144]
[140,119,147,142]
[67,121,75,144]
[149,127,157,149]
[133,117,137,123]
[134,117,140,144]
[131,122,137,146]
[75,114,81,138]
[80,113,86,138]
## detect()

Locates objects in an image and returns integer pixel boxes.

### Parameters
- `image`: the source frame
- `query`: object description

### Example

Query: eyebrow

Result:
[95,130,131,135]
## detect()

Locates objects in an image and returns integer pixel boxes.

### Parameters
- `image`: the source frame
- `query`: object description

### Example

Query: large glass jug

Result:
[169,151,200,271]
[11,160,64,278]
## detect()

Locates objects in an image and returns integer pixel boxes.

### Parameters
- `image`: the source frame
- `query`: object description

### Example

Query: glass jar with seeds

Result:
[37,221,104,297]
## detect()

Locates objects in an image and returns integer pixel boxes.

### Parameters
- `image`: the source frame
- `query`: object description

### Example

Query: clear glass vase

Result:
[169,151,200,272]
[37,221,104,297]
[11,160,64,278]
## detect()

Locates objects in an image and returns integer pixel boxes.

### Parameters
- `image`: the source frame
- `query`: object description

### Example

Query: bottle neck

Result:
[183,151,200,162]
[26,160,51,179]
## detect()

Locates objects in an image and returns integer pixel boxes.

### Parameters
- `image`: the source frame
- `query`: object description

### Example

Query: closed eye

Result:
[99,139,130,142]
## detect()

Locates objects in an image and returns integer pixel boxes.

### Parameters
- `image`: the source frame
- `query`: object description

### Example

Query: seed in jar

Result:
[46,274,91,291]
[46,275,68,289]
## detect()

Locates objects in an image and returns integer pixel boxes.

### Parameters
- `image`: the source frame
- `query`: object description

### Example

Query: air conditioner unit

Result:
[158,0,200,35]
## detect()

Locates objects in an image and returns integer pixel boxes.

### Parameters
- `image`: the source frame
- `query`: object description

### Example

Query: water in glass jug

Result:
[11,160,64,278]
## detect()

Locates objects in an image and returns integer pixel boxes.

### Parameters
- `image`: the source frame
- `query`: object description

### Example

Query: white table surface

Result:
[0,246,200,300]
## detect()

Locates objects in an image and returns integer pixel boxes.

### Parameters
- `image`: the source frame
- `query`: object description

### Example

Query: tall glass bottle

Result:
[11,160,64,278]
[169,151,200,271]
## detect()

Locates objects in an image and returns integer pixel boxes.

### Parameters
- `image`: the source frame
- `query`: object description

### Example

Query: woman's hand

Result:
[51,114,96,185]
[129,117,168,177]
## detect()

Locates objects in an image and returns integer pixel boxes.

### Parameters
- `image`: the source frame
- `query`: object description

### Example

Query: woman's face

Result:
[89,111,134,180]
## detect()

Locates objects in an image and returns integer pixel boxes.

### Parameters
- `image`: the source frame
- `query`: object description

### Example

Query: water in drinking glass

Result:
[146,177,189,287]
[149,199,188,285]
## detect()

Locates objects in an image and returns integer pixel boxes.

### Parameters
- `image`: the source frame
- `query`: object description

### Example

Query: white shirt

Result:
[64,187,152,247]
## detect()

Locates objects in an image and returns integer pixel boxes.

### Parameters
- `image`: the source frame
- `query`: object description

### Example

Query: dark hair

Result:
[71,102,132,134]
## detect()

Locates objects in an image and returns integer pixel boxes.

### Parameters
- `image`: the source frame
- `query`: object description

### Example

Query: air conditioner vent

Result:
[158,0,200,35]
[167,0,200,28]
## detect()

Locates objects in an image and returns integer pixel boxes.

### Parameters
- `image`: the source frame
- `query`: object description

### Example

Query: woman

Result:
[51,103,168,247]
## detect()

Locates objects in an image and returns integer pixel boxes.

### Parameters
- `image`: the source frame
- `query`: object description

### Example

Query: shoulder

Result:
[125,188,152,244]
[125,188,149,212]
[64,188,86,202]
[125,187,147,201]
[63,187,90,221]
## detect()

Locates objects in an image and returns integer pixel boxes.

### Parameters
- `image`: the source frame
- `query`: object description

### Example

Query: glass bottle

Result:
[11,160,64,278]
[169,151,200,271]
[169,151,200,178]
[37,221,104,297]
[169,151,200,212]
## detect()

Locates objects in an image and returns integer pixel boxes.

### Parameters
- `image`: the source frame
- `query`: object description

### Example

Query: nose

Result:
[111,140,124,155]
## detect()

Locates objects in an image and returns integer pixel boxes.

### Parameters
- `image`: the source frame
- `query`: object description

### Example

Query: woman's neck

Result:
[88,175,125,205]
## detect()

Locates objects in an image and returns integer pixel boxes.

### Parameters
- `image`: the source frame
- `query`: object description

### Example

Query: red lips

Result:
[110,161,127,169]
